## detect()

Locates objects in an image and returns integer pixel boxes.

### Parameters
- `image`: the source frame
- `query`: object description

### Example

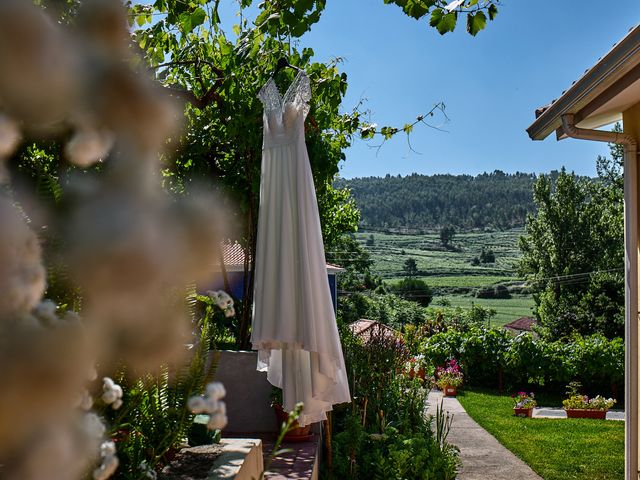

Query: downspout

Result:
[562,113,639,480]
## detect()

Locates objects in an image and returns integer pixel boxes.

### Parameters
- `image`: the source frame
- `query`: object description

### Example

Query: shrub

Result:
[420,326,623,397]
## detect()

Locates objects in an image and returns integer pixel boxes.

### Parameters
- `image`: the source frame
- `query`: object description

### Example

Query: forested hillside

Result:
[336,170,545,231]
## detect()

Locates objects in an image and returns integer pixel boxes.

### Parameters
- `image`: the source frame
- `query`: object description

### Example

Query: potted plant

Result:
[270,388,312,441]
[405,354,428,380]
[435,359,464,396]
[562,382,616,419]
[512,391,536,417]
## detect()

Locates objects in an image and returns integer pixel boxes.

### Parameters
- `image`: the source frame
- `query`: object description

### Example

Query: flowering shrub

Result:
[404,354,430,380]
[511,392,536,409]
[435,359,464,389]
[562,381,616,411]
[563,395,616,411]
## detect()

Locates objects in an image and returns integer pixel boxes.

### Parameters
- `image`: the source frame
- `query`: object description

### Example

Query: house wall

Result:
[203,272,339,312]
[213,350,275,433]
[622,102,640,479]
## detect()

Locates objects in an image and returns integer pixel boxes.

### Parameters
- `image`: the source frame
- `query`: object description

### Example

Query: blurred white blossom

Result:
[93,441,119,480]
[188,381,228,430]
[207,290,235,317]
[101,377,123,410]
[0,114,20,157]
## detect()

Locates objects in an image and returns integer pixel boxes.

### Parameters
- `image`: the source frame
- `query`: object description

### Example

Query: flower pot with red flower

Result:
[405,354,428,380]
[435,359,464,396]
[512,391,536,417]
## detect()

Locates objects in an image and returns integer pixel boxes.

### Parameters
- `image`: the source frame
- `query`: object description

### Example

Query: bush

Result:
[391,277,433,307]
[328,326,459,480]
[475,285,510,299]
[420,326,623,397]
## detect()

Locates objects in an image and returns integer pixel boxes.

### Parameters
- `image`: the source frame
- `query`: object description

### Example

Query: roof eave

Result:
[527,25,640,141]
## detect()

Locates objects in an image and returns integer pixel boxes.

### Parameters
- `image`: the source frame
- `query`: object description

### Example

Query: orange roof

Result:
[348,319,401,343]
[217,242,345,273]
[503,317,537,332]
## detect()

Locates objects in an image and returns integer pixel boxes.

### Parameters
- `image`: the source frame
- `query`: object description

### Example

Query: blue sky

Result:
[219,1,640,178]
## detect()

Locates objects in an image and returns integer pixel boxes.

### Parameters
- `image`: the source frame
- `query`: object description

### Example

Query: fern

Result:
[104,295,221,479]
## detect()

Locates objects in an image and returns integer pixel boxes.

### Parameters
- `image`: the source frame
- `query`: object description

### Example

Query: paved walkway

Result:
[534,406,624,420]
[426,391,542,480]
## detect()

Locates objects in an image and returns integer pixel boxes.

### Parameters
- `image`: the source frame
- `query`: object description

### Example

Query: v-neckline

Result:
[269,70,304,106]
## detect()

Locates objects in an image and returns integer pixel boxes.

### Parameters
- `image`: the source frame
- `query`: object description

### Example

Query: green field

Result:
[355,229,534,326]
[434,295,535,326]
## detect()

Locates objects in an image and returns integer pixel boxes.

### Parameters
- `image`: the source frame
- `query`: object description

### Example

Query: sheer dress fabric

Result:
[251,71,351,426]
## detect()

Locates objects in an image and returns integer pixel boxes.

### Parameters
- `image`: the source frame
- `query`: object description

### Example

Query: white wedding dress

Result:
[251,71,351,426]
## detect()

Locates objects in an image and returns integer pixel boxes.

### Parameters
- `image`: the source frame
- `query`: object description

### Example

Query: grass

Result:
[457,389,624,480]
[354,229,535,325]
[433,295,535,327]
[356,230,524,283]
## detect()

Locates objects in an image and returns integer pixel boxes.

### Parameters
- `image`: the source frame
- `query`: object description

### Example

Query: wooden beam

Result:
[623,102,640,480]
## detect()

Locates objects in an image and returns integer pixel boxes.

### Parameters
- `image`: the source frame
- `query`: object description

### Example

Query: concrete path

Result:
[426,391,542,480]
[533,407,624,420]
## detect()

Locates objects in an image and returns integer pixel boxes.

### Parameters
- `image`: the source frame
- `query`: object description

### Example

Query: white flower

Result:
[82,413,106,439]
[188,382,227,431]
[206,382,226,400]
[100,441,117,457]
[207,413,228,430]
[187,396,207,413]
[93,441,119,480]
[140,460,157,479]
[207,290,234,311]
[101,377,123,409]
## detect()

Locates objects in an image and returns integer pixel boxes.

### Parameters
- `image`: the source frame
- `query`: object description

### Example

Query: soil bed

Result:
[159,445,223,480]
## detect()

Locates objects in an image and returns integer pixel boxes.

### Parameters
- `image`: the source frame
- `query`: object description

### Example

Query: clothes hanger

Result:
[272,56,302,76]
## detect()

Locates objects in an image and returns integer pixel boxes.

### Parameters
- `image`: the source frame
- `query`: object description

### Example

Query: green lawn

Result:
[457,389,624,480]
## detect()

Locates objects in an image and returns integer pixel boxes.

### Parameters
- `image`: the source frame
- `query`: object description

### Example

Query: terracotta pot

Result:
[443,386,457,397]
[565,408,607,419]
[513,407,533,418]
[273,404,312,441]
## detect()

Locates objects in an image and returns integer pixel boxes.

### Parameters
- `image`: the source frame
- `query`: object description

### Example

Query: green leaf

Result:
[437,12,457,34]
[429,8,443,28]
[403,124,414,134]
[190,8,206,29]
[488,3,498,20]
[404,0,429,19]
[466,11,486,36]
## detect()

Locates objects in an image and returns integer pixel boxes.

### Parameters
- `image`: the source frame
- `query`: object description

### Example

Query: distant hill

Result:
[336,170,546,232]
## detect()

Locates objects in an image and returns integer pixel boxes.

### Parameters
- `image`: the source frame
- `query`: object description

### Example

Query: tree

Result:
[403,257,419,277]
[366,234,375,246]
[479,247,495,263]
[391,277,433,307]
[519,163,624,339]
[440,225,456,248]
[384,0,500,36]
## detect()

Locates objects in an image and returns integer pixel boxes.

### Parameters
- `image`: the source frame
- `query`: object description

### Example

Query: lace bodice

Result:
[258,70,311,117]
[258,71,311,148]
